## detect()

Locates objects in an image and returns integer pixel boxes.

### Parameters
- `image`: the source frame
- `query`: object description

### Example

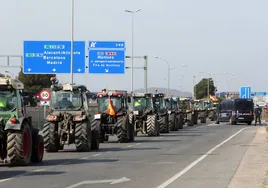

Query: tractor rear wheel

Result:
[147,114,160,136]
[7,122,32,166]
[31,128,44,163]
[116,116,132,143]
[91,119,100,150]
[75,121,92,152]
[43,121,59,152]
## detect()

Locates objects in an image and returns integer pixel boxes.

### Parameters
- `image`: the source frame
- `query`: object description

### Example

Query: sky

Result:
[1,0,268,93]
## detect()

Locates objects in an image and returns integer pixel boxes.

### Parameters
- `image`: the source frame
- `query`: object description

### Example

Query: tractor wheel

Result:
[75,120,92,152]
[178,114,184,129]
[116,116,130,143]
[7,121,32,166]
[147,114,160,136]
[91,119,100,150]
[31,128,44,163]
[127,114,135,142]
[193,113,198,125]
[200,116,206,123]
[159,115,169,133]
[43,121,59,152]
[169,113,177,131]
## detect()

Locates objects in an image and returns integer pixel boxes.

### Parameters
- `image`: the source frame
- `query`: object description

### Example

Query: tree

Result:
[194,78,217,99]
[18,69,56,92]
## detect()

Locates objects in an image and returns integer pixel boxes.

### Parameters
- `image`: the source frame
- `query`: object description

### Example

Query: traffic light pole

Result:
[125,55,148,93]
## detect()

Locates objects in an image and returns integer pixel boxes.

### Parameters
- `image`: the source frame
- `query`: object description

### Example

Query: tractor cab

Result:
[50,82,88,111]
[152,93,166,114]
[164,96,178,112]
[0,76,26,123]
[96,89,130,116]
[130,93,153,113]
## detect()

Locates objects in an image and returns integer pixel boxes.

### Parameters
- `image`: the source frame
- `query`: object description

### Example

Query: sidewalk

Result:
[227,126,268,188]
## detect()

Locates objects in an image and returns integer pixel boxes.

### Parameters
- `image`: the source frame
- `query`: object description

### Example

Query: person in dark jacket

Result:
[254,105,262,126]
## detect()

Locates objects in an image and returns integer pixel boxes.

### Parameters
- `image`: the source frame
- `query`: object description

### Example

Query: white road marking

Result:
[92,153,102,157]
[155,126,253,188]
[0,178,14,183]
[33,169,46,172]
[65,177,131,188]
[135,143,142,146]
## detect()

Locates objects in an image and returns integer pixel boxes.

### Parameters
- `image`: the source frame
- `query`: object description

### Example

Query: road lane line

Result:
[155,126,254,188]
[92,153,102,157]
[135,143,141,146]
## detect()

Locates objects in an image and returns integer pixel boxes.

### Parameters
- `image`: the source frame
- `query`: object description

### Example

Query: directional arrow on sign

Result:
[77,68,81,72]
[65,177,130,188]
[28,68,31,72]
[52,68,56,72]
[105,69,109,72]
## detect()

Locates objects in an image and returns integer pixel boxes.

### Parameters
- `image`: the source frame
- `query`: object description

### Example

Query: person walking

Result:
[254,105,262,126]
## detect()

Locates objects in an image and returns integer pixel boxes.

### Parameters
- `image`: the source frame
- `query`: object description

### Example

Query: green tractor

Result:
[152,92,169,133]
[0,76,44,166]
[129,93,160,136]
[43,78,100,152]
[193,100,207,123]
[178,98,197,126]
[164,96,184,130]
[210,102,219,121]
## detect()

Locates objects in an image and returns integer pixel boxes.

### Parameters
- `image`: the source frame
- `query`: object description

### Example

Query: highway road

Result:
[0,121,258,188]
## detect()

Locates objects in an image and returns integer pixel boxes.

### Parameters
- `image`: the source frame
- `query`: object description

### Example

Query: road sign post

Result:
[39,89,51,119]
[88,41,126,74]
[23,41,86,74]
[239,86,251,98]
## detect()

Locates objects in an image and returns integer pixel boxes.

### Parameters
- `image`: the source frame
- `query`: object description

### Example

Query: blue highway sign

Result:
[254,92,267,96]
[89,41,125,49]
[23,41,85,74]
[88,41,125,74]
[240,86,251,98]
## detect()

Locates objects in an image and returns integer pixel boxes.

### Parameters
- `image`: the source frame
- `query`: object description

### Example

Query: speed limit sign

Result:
[39,89,51,101]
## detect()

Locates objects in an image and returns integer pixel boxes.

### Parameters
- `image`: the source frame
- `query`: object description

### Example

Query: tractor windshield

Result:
[153,97,165,110]
[132,97,152,111]
[165,99,177,110]
[179,100,190,110]
[98,97,122,113]
[0,89,17,112]
[51,91,82,110]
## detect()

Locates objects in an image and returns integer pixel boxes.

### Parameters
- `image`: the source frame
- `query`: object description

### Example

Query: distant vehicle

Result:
[216,98,254,125]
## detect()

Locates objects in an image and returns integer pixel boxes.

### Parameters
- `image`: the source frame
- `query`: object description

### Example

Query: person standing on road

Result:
[254,105,262,126]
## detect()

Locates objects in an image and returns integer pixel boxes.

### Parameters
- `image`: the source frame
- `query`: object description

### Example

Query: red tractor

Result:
[91,89,134,143]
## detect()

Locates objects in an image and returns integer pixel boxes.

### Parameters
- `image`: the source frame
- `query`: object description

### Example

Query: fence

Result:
[26,106,48,130]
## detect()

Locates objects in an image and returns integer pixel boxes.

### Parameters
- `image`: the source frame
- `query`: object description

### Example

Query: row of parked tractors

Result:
[0,76,218,166]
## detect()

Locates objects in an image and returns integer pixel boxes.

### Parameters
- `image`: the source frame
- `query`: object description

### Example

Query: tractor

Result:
[128,93,160,136]
[43,78,100,152]
[0,76,44,166]
[152,92,169,133]
[193,100,207,123]
[92,89,134,143]
[164,96,184,130]
[178,98,198,126]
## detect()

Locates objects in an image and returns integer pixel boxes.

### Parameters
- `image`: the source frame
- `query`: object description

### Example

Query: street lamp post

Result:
[70,0,75,84]
[125,8,141,93]
[153,56,174,96]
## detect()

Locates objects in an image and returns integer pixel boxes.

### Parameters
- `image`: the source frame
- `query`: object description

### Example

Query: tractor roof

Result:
[0,77,24,90]
[153,93,165,97]
[133,93,152,97]
[97,89,127,97]
[52,83,87,92]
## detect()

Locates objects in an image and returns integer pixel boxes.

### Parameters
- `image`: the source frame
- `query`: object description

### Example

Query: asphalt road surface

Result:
[0,121,258,188]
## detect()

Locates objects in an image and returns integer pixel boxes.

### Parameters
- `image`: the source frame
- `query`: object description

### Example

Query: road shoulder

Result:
[227,126,268,188]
